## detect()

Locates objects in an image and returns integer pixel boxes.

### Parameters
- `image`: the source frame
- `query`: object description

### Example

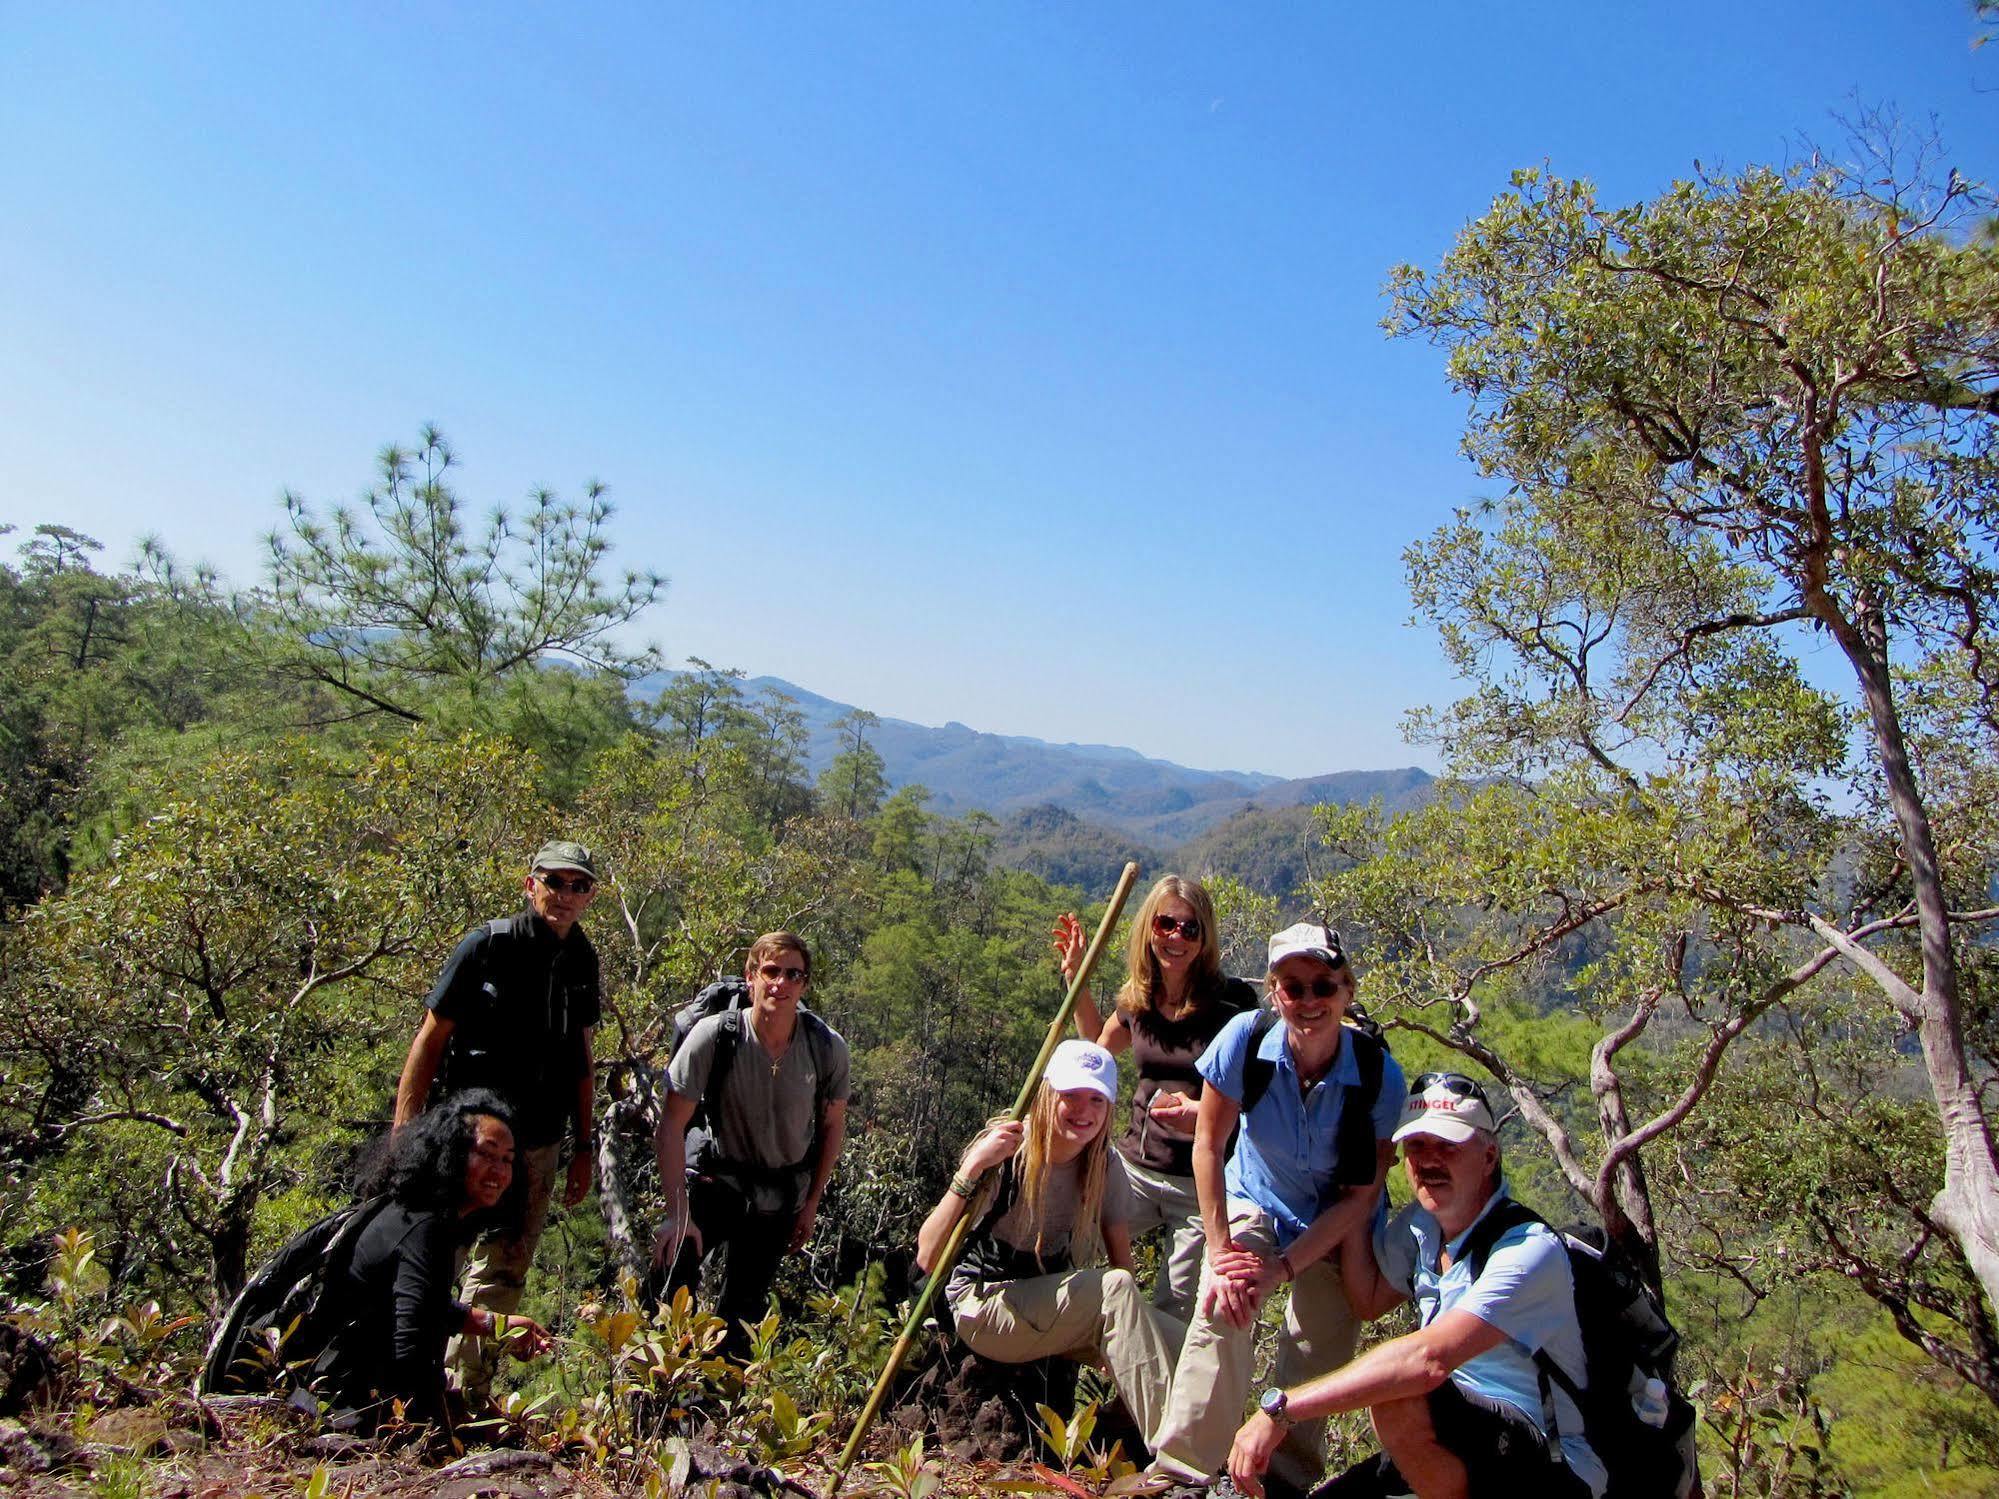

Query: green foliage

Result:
[3,732,545,1302]
[0,527,255,905]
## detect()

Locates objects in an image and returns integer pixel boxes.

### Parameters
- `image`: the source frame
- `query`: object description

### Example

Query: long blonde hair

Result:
[1115,874,1223,1019]
[974,1082,1113,1267]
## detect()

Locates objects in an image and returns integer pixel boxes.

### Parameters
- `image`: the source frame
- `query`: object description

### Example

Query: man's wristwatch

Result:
[1259,1387,1292,1426]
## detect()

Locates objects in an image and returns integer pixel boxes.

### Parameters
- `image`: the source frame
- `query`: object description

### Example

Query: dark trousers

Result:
[1312,1381,1590,1499]
[665,1174,791,1356]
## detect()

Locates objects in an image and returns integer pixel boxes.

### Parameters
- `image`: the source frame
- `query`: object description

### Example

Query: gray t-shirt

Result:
[668,1008,851,1207]
[985,1151,1133,1261]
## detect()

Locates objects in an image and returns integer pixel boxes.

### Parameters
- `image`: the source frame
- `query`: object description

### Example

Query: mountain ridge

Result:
[634,670,1432,846]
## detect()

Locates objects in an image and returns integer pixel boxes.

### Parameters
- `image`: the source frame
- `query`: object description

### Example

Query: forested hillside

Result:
[4,143,1999,1498]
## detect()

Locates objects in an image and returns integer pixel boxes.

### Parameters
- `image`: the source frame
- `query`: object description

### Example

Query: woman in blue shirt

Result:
[1149,922,1404,1494]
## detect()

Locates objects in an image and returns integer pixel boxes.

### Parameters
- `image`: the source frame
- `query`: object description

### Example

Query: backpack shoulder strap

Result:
[1331,1027,1388,1187]
[800,1008,838,1110]
[1237,1009,1282,1115]
[696,1007,747,1130]
[1457,1196,1546,1283]
[971,1157,1023,1238]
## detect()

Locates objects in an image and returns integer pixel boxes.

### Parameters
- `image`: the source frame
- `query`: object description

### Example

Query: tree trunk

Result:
[599,1082,657,1285]
[1818,589,1999,1316]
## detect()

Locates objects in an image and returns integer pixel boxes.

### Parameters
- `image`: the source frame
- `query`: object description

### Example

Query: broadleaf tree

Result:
[1324,138,1999,1380]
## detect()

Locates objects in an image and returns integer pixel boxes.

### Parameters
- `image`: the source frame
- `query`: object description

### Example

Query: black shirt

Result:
[309,1202,469,1432]
[427,908,601,1147]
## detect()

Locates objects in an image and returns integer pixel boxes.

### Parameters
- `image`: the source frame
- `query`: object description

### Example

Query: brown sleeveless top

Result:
[1119,975,1259,1177]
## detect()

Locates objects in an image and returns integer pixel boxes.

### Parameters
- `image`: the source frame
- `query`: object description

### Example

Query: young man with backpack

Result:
[1148,922,1405,1496]
[1228,1072,1611,1499]
[651,931,850,1354]
[393,839,603,1400]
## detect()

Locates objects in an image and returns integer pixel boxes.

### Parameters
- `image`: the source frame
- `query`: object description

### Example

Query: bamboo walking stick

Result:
[825,861,1143,1496]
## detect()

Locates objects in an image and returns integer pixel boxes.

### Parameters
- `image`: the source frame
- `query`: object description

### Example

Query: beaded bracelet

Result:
[948,1174,979,1199]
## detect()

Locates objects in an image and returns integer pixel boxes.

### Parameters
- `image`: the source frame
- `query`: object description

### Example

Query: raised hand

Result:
[1051,912,1087,984]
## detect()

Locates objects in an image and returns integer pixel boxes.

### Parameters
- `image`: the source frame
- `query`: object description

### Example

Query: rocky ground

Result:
[0,1323,1183,1499]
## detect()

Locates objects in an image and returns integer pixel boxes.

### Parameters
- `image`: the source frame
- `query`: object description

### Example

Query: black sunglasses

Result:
[1152,913,1203,942]
[1275,975,1344,1002]
[536,872,596,895]
[1410,1071,1492,1109]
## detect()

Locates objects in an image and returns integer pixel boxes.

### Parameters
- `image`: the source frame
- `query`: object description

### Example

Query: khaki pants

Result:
[447,1141,561,1396]
[948,1267,1184,1441]
[1151,1200,1360,1492]
[1121,1160,1206,1323]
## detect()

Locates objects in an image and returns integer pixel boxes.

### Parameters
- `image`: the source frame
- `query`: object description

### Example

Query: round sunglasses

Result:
[1151,913,1203,942]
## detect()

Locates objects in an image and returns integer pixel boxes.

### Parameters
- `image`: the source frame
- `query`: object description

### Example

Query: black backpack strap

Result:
[1331,1028,1388,1188]
[800,1009,835,1113]
[1453,1199,1569,1448]
[1456,1197,1545,1282]
[1236,1009,1282,1114]
[696,1007,747,1133]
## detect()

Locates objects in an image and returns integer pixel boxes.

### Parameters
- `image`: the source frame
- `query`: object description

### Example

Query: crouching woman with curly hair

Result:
[916,1041,1182,1444]
[308,1089,553,1436]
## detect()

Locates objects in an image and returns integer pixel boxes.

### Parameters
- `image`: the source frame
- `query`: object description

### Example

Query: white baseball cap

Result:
[1392,1072,1499,1145]
[1044,1039,1119,1103]
[1268,921,1348,971]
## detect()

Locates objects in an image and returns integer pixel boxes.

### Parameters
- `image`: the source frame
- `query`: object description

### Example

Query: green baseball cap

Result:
[531,840,598,878]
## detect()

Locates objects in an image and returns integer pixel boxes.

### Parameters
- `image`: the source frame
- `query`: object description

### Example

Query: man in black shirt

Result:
[395,839,602,1396]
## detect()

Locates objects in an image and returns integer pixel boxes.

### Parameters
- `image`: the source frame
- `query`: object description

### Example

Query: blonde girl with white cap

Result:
[916,1039,1183,1441]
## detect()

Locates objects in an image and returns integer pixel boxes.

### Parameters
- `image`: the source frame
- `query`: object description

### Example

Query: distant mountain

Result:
[1173,803,1340,900]
[989,805,1162,895]
[631,671,1432,845]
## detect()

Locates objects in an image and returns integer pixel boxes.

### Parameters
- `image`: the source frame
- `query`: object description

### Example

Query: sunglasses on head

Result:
[1410,1071,1492,1109]
[1275,974,1345,1002]
[536,872,595,895]
[1152,913,1203,942]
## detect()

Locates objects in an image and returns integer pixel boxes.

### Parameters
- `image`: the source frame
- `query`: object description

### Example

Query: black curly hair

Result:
[357,1089,528,1234]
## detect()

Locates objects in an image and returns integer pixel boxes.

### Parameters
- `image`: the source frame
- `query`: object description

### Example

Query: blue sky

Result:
[4,4,1992,779]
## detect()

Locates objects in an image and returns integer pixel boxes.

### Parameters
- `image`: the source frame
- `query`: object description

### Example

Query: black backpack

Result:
[669,976,751,1054]
[199,1198,389,1395]
[1236,1007,1389,1193]
[1458,1201,1700,1499]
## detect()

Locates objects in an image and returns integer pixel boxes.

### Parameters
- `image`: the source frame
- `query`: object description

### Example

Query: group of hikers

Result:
[210,843,1695,1499]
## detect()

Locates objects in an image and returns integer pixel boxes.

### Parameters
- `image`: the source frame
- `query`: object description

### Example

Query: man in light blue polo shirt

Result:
[1149,922,1404,1496]
[1226,1072,1605,1499]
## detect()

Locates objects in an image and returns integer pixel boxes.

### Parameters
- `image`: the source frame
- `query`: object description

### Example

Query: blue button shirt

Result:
[1196,1010,1405,1248]
[1375,1186,1608,1498]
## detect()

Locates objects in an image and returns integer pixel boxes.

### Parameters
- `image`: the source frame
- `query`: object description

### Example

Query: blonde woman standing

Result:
[1052,875,1258,1320]
[917,1040,1181,1441]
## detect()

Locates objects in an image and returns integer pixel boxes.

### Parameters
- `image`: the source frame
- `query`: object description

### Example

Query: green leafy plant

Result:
[750,1386,833,1465]
[860,1433,944,1499]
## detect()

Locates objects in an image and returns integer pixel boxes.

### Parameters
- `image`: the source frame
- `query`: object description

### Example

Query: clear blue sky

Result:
[4,4,1992,779]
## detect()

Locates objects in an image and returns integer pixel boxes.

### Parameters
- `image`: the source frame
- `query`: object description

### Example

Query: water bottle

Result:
[1633,1375,1670,1428]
